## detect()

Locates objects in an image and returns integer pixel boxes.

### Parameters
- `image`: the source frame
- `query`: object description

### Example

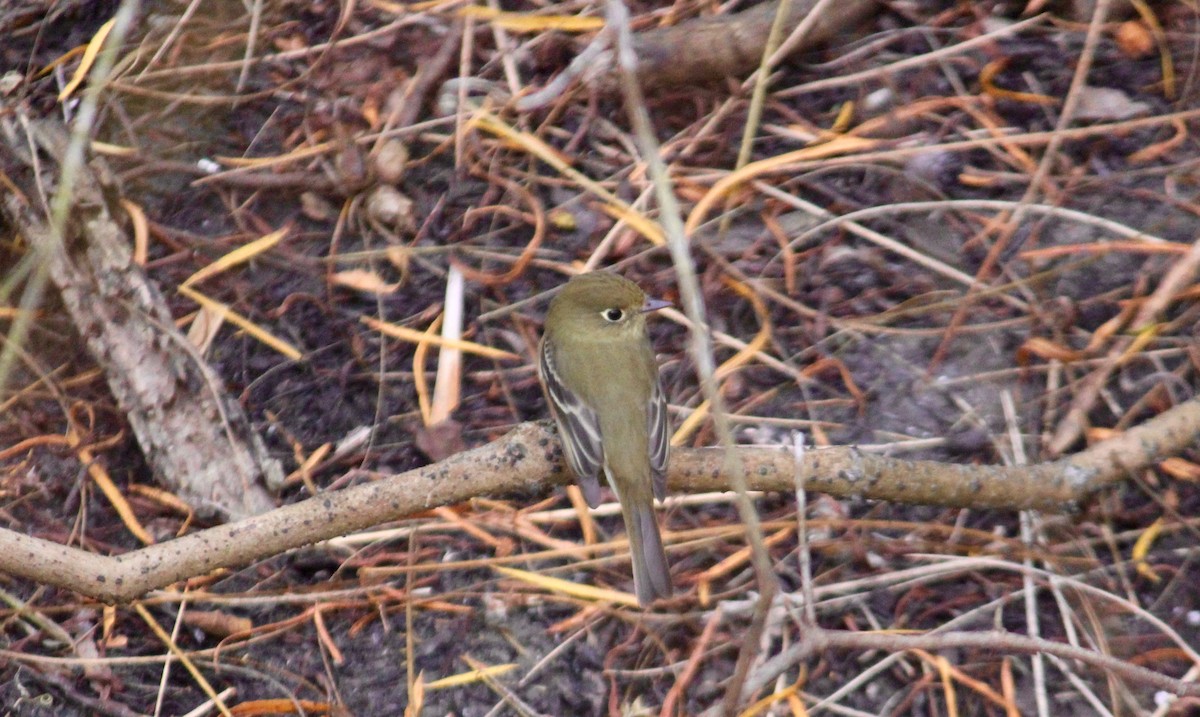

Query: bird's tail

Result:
[624,501,672,606]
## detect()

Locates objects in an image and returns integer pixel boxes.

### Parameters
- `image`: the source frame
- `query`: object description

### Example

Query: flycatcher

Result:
[538,272,673,606]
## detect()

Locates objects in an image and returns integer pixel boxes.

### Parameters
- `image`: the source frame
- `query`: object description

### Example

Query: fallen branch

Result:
[519,0,880,109]
[623,0,879,89]
[0,116,280,522]
[0,393,1197,604]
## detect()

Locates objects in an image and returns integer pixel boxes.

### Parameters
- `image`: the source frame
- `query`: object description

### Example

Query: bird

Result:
[538,272,673,606]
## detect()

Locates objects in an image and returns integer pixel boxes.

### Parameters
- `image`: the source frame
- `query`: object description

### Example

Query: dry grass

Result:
[1,0,1199,714]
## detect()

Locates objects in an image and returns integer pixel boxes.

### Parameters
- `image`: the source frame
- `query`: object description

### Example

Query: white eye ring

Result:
[602,308,624,322]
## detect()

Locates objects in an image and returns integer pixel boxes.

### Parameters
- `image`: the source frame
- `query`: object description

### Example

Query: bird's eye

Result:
[602,308,624,322]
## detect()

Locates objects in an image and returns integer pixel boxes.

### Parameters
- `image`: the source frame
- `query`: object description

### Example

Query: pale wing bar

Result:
[647,377,669,501]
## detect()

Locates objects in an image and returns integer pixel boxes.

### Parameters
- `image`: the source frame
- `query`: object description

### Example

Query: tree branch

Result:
[0,393,1196,604]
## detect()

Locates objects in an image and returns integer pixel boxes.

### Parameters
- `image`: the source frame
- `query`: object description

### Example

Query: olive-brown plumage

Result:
[538,272,672,605]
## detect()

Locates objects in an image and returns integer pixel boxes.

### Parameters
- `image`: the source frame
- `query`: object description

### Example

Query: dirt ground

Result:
[2,0,1199,715]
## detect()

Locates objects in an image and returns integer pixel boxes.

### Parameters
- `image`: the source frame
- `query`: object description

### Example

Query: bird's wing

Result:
[539,338,604,506]
[648,376,670,501]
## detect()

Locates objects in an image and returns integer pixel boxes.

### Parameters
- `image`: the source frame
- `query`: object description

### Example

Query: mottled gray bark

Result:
[0,116,279,521]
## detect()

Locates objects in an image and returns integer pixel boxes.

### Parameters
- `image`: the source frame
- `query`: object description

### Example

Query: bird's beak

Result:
[641,297,672,313]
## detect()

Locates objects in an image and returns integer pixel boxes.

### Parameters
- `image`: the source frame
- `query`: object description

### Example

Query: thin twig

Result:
[606,0,780,711]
